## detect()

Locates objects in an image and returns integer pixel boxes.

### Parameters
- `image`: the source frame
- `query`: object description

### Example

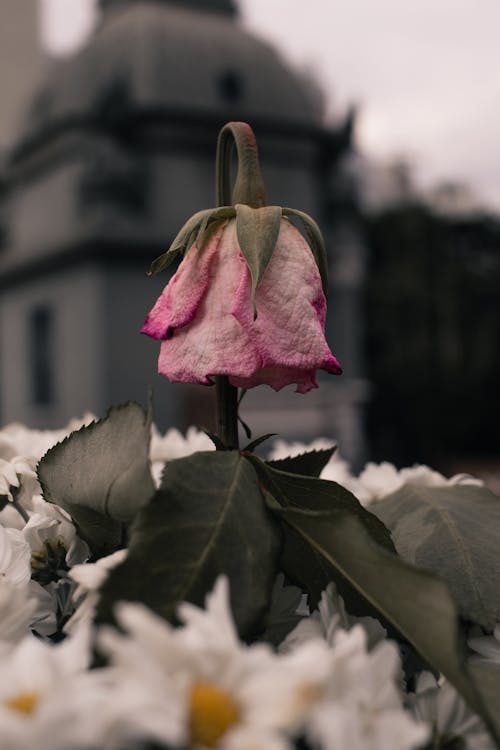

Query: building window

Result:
[217,70,244,103]
[29,306,55,406]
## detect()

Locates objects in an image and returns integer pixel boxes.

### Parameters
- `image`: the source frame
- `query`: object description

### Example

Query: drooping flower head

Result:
[142,209,341,393]
[141,122,341,394]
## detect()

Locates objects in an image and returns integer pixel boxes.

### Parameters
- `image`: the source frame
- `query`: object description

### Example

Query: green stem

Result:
[213,122,265,448]
[215,121,266,209]
[215,376,239,450]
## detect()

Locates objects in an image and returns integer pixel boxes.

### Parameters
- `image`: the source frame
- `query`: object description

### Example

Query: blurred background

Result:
[0,0,499,487]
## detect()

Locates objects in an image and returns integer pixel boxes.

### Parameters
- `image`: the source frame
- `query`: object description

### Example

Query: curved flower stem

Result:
[215,122,266,209]
[214,122,265,448]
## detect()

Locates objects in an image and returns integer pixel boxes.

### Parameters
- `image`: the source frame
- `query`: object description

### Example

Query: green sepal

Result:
[148,209,211,276]
[148,207,235,276]
[235,204,282,318]
[272,506,500,748]
[199,428,227,451]
[147,246,181,277]
[238,414,252,441]
[37,402,155,559]
[96,451,282,639]
[244,433,277,453]
[282,207,328,295]
[196,206,235,249]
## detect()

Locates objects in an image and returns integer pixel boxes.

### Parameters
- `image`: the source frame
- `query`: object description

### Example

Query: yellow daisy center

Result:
[5,692,40,716]
[189,680,240,747]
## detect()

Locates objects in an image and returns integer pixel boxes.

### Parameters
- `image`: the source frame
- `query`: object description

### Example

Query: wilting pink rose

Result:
[141,218,341,393]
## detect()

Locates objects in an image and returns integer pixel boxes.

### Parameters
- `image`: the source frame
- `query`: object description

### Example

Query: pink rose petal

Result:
[157,221,261,384]
[142,217,342,391]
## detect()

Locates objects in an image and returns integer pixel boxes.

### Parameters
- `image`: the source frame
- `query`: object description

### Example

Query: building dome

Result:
[16,0,323,153]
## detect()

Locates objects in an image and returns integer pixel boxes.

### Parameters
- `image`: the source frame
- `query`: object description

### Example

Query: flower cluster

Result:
[0,418,496,750]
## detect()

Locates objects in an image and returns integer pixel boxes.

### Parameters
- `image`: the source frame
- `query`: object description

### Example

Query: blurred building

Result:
[0,0,46,154]
[0,0,368,465]
[363,187,500,475]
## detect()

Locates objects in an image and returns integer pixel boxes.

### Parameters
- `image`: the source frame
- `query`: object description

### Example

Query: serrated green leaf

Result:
[249,456,395,616]
[266,447,336,478]
[282,207,328,295]
[247,457,394,552]
[96,451,281,638]
[235,204,282,316]
[37,402,155,558]
[274,507,500,747]
[372,484,500,629]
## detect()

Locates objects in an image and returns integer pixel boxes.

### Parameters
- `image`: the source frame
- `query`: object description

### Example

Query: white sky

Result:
[41,0,500,209]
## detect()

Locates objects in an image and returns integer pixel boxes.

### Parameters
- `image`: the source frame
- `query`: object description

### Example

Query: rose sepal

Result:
[235,204,282,317]
[147,206,236,276]
[282,206,329,295]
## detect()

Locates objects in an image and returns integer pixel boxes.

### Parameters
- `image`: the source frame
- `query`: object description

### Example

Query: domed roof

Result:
[17,0,323,151]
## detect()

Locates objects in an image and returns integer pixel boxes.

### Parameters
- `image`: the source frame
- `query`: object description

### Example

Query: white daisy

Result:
[0,524,58,636]
[0,456,38,506]
[409,672,494,750]
[0,629,104,750]
[99,577,426,750]
[281,582,386,652]
[0,413,96,464]
[98,577,321,750]
[469,622,500,665]
[27,580,58,637]
[0,525,31,587]
[304,626,429,750]
[64,548,128,635]
[357,461,483,505]
[0,581,37,643]
[24,497,89,582]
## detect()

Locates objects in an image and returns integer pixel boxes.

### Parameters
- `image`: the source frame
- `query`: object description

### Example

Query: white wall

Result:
[0,264,106,427]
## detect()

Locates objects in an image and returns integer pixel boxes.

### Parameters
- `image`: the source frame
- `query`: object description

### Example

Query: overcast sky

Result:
[40,0,500,209]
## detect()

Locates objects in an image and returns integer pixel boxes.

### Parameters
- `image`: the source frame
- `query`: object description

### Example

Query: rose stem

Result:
[213,122,265,449]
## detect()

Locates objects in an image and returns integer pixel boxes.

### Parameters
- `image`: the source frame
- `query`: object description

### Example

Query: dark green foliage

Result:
[248,456,395,617]
[37,402,155,558]
[271,507,500,746]
[97,451,281,638]
[372,483,500,629]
